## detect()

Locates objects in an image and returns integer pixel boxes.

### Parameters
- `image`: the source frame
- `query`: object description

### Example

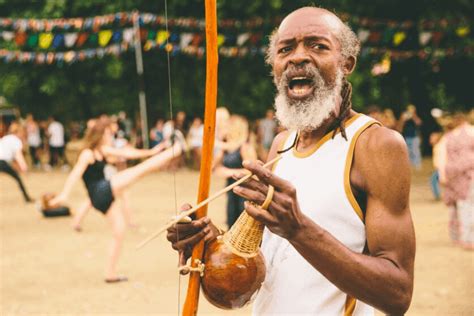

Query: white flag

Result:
[64,33,78,47]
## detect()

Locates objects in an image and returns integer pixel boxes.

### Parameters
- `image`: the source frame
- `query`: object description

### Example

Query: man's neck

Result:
[295,110,356,152]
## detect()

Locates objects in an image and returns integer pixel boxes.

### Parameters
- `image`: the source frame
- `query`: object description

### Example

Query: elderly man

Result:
[167,7,415,315]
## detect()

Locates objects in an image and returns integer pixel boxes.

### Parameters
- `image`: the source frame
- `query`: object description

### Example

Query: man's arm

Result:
[236,126,415,315]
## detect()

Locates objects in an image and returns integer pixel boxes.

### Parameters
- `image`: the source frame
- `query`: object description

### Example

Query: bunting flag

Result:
[0,43,130,65]
[0,11,472,65]
[38,32,53,49]
[98,29,112,46]
[0,12,470,33]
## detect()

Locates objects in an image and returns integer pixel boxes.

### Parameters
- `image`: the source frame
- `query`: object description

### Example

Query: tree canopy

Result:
[0,0,472,126]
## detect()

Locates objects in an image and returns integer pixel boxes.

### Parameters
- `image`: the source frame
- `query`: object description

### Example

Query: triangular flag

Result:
[217,34,225,47]
[180,33,193,47]
[15,32,27,46]
[393,31,406,46]
[112,30,121,43]
[39,33,54,49]
[27,34,38,47]
[156,30,169,45]
[419,32,432,46]
[88,33,98,45]
[64,33,78,47]
[123,28,134,43]
[2,31,14,41]
[98,30,113,47]
[357,29,370,43]
[76,32,88,47]
[52,34,64,48]
[237,33,250,46]
[456,26,470,37]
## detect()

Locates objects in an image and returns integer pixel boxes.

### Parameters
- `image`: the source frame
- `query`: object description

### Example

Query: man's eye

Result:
[310,43,328,50]
[278,46,292,54]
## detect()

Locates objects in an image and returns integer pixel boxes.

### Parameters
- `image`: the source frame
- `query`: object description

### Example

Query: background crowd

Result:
[1,105,473,237]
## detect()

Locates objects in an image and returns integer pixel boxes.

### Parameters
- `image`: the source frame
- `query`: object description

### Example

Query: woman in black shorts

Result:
[51,121,183,282]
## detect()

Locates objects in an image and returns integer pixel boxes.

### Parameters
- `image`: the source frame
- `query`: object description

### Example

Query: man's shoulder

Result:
[356,124,407,157]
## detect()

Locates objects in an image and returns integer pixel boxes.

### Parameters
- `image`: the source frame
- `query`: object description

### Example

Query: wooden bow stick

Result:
[136,155,281,250]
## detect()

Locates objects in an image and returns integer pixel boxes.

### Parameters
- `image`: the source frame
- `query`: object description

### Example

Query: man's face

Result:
[272,9,345,131]
[273,9,343,99]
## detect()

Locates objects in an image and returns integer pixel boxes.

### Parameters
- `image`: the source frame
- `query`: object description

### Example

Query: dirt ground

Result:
[1,159,473,315]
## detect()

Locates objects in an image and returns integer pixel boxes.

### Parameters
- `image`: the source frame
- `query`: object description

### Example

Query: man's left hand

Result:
[233,160,307,240]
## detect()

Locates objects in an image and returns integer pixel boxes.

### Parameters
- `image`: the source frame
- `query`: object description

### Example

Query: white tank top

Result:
[253,114,379,316]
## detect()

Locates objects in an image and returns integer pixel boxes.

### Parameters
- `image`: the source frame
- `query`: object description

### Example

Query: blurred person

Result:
[187,117,203,169]
[214,115,257,228]
[161,119,187,170]
[149,119,164,148]
[258,109,277,161]
[381,109,397,130]
[46,116,65,169]
[437,112,474,249]
[366,105,383,122]
[50,121,184,281]
[25,113,41,168]
[0,122,33,202]
[175,110,187,135]
[399,104,423,169]
[429,131,443,201]
[117,111,132,139]
[71,119,137,232]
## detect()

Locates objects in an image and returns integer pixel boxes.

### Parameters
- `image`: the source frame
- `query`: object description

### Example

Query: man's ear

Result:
[342,56,356,75]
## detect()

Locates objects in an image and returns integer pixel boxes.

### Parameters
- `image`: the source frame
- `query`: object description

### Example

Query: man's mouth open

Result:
[287,76,315,100]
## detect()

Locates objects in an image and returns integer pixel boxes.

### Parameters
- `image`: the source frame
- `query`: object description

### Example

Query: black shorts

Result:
[87,180,114,214]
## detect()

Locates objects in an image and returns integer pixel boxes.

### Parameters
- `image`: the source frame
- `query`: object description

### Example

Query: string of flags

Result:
[0,12,470,32]
[0,12,472,65]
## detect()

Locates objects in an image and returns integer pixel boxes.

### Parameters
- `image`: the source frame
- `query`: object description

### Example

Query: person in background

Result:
[117,111,132,140]
[366,105,384,122]
[381,108,397,130]
[437,112,474,249]
[430,131,443,201]
[50,121,183,282]
[399,104,423,170]
[25,113,42,168]
[0,122,34,202]
[175,111,187,136]
[71,118,137,231]
[214,115,257,228]
[46,116,65,169]
[258,109,277,161]
[187,117,203,169]
[149,119,164,148]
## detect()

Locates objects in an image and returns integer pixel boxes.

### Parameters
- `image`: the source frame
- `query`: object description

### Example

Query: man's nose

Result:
[289,43,310,66]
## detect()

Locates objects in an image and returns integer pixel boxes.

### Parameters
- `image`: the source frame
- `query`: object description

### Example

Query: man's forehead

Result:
[277,9,342,42]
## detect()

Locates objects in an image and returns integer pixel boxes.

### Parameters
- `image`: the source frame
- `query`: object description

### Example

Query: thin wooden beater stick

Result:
[136,155,282,250]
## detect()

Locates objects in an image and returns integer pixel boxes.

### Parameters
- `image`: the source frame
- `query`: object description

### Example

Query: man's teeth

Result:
[293,87,308,95]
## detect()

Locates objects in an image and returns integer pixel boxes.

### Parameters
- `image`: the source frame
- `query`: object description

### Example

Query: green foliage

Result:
[0,0,472,125]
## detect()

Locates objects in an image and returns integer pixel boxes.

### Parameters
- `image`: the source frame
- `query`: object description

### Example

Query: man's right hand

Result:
[166,204,220,269]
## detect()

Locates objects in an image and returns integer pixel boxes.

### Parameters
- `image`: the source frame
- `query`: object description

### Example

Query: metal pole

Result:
[133,10,149,148]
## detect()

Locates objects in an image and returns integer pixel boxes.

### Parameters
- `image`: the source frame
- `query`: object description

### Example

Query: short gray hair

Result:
[265,19,360,66]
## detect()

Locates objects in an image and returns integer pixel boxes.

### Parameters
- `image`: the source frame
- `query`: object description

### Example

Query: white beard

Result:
[274,68,343,131]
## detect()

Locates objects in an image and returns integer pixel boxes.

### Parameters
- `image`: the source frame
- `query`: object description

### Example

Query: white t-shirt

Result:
[0,135,23,162]
[48,121,65,147]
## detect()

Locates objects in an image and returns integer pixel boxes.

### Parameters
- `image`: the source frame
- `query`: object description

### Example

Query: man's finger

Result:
[174,226,210,251]
[236,176,268,195]
[233,185,267,205]
[242,160,293,193]
[178,252,190,275]
[244,201,278,227]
